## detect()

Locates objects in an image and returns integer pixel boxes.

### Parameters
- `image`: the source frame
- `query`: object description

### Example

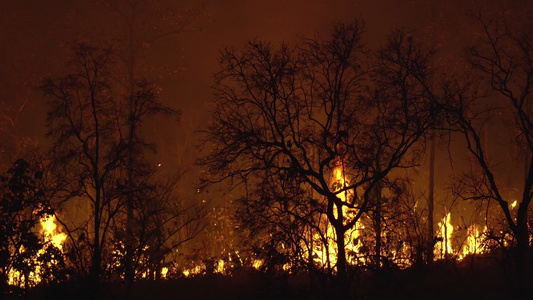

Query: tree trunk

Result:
[92,186,101,281]
[125,194,134,300]
[90,186,102,299]
[427,130,435,266]
[373,181,382,268]
[125,167,135,285]
[332,199,349,298]
[125,21,137,293]
[335,225,349,298]
[514,207,529,300]
[0,273,7,298]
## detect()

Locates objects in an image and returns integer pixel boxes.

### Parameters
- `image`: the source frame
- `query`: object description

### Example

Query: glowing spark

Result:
[252,259,263,269]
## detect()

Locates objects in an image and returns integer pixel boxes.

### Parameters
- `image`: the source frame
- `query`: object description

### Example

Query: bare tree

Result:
[235,170,330,275]
[446,15,533,299]
[88,0,205,286]
[42,44,168,286]
[200,21,437,295]
[109,173,205,280]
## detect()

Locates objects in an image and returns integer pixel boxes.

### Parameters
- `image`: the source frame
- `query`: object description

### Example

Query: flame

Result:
[252,259,264,269]
[458,225,488,260]
[216,259,225,273]
[179,165,494,275]
[434,212,454,259]
[432,211,489,261]
[161,267,169,278]
[305,165,367,271]
[392,243,412,268]
[182,265,203,277]
[40,215,67,250]
[8,214,66,288]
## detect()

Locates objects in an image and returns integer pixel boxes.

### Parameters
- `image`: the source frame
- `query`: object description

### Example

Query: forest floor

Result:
[18,256,516,300]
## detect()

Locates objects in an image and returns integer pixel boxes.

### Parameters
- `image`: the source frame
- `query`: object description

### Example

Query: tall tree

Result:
[200,21,437,294]
[89,0,204,285]
[447,15,533,299]
[42,44,168,286]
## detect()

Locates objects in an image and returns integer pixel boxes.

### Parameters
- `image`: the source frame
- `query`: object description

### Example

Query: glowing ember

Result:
[252,259,264,269]
[182,265,203,277]
[161,267,169,278]
[216,259,225,273]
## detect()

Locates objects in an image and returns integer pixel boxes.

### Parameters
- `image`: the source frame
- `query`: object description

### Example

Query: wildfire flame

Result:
[5,186,494,285]
[458,224,488,260]
[183,165,490,276]
[40,215,67,250]
[8,214,66,288]
[434,212,454,260]
[307,165,366,270]
[433,212,489,261]
[510,200,517,209]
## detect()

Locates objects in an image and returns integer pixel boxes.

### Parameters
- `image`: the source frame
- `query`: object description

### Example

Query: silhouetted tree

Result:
[201,21,438,295]
[89,0,204,287]
[235,170,330,275]
[446,15,533,299]
[42,43,169,286]
[0,159,63,295]
[378,176,427,268]
[109,173,205,280]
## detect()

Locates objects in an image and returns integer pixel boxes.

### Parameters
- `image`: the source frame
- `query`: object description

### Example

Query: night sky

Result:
[3,2,533,299]
[0,0,529,211]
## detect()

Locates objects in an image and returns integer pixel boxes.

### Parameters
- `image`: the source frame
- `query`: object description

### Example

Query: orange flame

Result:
[434,212,454,260]
[8,214,66,287]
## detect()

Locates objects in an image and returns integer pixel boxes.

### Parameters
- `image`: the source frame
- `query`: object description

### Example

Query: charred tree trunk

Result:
[125,13,137,293]
[90,185,102,282]
[332,202,349,298]
[124,155,135,286]
[373,180,382,268]
[514,204,530,300]
[427,131,435,266]
[335,225,349,298]
[0,273,7,298]
[90,184,102,299]
[513,152,533,299]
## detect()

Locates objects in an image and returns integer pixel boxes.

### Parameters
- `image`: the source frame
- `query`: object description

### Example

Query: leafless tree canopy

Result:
[200,21,442,289]
[42,44,203,283]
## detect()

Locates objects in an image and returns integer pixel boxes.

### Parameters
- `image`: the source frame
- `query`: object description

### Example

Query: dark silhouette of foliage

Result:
[42,43,171,284]
[108,174,206,281]
[0,159,66,295]
[200,21,441,295]
[445,15,533,299]
[42,42,205,297]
